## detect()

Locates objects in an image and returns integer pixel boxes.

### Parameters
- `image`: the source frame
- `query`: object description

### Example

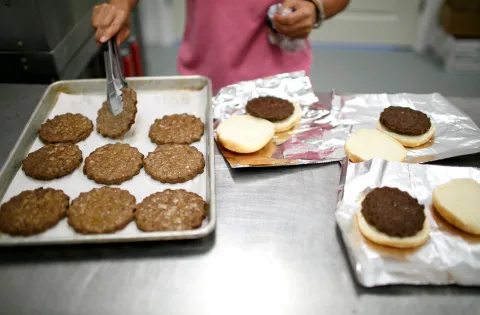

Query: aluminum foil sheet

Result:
[338,93,480,163]
[336,158,480,287]
[213,71,480,167]
[213,71,340,167]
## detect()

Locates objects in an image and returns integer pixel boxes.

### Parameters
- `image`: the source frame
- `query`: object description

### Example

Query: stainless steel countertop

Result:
[0,84,479,315]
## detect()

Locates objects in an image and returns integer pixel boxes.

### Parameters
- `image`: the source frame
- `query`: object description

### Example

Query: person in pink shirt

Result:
[92,0,349,93]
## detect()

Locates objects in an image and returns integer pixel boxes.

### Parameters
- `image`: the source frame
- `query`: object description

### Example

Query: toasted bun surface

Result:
[433,178,480,235]
[377,121,435,148]
[272,102,303,132]
[345,129,407,163]
[217,115,275,154]
[356,210,430,248]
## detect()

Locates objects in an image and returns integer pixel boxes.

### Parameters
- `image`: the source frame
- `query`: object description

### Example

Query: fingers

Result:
[289,26,312,39]
[117,26,131,45]
[99,6,116,29]
[92,4,112,28]
[274,19,311,38]
[100,11,127,43]
[91,4,103,27]
[274,7,309,26]
[94,27,105,44]
[273,1,316,39]
[281,0,301,9]
[92,3,129,44]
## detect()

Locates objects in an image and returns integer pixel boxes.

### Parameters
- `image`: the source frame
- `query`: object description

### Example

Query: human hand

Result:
[91,3,131,45]
[273,0,317,39]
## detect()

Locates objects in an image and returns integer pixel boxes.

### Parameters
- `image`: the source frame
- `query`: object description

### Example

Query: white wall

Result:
[173,0,186,41]
[140,0,422,47]
[137,0,185,46]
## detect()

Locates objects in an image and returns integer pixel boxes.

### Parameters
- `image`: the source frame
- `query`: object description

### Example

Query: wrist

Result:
[110,0,136,12]
[305,1,317,25]
[306,0,325,28]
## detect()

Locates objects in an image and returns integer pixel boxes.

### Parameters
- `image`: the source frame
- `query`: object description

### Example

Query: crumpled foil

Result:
[213,71,338,167]
[338,93,480,163]
[213,71,320,119]
[213,71,480,168]
[336,158,480,287]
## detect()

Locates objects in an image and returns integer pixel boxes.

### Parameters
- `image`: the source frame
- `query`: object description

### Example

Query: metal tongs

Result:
[104,36,127,116]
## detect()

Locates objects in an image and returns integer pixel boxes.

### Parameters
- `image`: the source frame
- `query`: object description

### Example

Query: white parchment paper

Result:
[0,87,209,243]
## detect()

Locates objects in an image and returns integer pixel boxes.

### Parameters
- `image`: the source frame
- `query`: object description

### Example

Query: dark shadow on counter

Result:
[334,226,480,296]
[0,230,216,266]
[428,153,480,169]
[227,162,338,183]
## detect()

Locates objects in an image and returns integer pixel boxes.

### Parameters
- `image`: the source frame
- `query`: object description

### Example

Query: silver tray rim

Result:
[0,76,217,246]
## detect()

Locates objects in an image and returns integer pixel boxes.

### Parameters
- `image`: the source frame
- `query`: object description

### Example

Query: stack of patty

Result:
[1,88,209,237]
[22,143,83,180]
[216,96,303,155]
[84,143,144,185]
[68,187,136,234]
[246,96,294,121]
[97,87,138,139]
[135,189,207,232]
[39,113,93,144]
[22,113,94,180]
[0,187,207,235]
[377,106,436,148]
[246,96,302,133]
[147,113,205,183]
[345,105,437,163]
[357,187,429,248]
[0,188,69,236]
[144,144,205,184]
[149,114,204,145]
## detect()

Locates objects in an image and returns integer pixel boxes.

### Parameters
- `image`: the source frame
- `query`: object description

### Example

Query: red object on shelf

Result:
[123,55,134,77]
[129,39,143,77]
[119,47,133,77]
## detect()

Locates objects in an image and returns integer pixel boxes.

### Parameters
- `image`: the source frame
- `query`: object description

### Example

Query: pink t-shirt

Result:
[177,0,312,94]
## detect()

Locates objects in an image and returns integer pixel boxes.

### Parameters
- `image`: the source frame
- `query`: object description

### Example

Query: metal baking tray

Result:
[0,76,216,246]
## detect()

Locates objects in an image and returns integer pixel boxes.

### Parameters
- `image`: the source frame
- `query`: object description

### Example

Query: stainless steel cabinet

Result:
[0,0,102,83]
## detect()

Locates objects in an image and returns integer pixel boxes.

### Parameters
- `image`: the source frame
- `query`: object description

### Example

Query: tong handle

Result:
[103,36,127,89]
[103,35,127,116]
